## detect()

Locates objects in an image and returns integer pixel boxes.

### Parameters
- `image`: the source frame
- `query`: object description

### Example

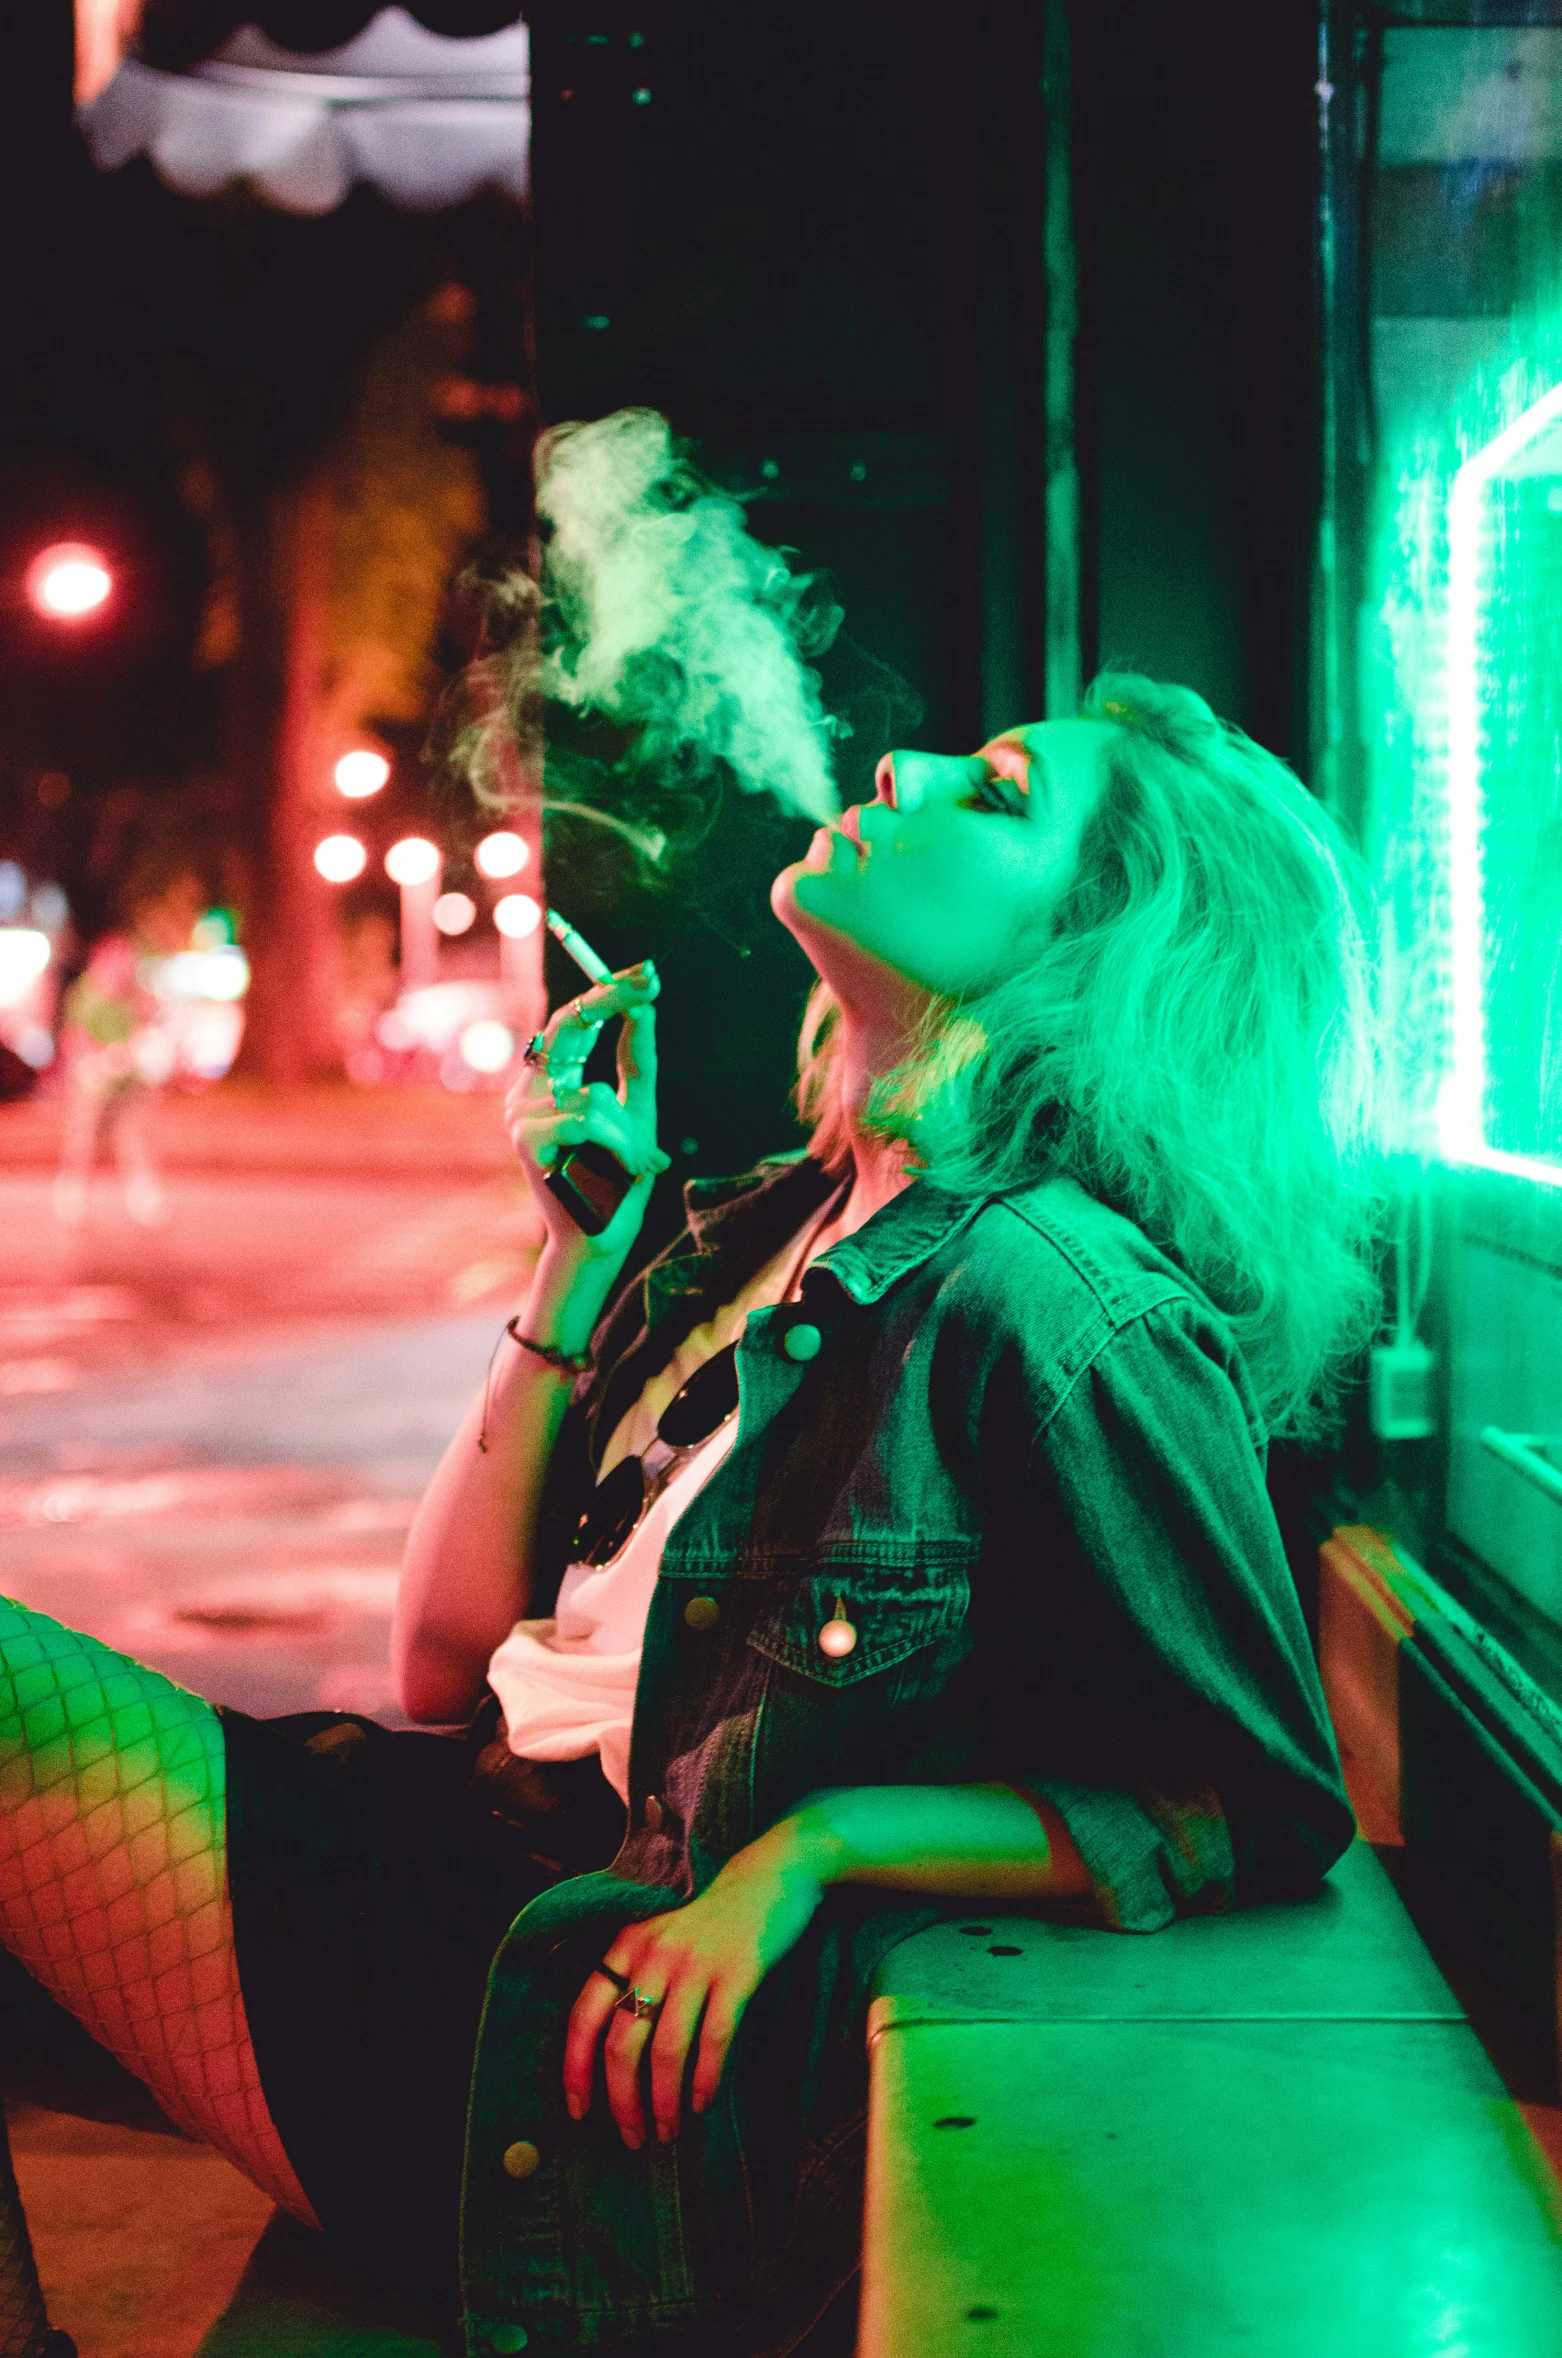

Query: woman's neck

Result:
[823,1000,922,1245]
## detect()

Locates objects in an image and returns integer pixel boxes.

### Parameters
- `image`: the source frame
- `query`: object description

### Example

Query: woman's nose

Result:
[874,750,987,815]
[873,752,902,808]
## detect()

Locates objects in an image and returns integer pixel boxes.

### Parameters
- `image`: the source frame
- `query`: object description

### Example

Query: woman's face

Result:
[772,718,1111,1004]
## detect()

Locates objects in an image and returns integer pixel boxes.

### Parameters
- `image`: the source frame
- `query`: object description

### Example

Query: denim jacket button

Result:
[502,2139,541,2180]
[783,1321,822,1362]
[683,1594,720,1631]
[818,1612,858,1659]
[489,2327,529,2353]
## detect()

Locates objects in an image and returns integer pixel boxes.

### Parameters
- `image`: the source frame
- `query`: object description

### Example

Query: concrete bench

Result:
[858,1837,1562,2356]
[196,1847,1562,2356]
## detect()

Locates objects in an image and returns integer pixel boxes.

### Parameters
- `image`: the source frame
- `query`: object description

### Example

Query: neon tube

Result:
[1441,378,1562,1186]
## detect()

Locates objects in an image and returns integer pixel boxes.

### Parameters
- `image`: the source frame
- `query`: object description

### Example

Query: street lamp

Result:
[475,831,529,879]
[334,747,390,799]
[433,892,477,936]
[493,891,541,985]
[385,837,442,988]
[26,543,112,621]
[314,835,367,883]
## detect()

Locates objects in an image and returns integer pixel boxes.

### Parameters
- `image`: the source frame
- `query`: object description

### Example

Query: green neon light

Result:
[1441,379,1562,1188]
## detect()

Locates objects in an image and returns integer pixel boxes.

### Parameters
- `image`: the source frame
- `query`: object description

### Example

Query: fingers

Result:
[562,1966,625,2124]
[647,1980,704,2142]
[602,2004,658,2148]
[690,1986,744,2118]
[563,1955,671,2150]
[542,963,658,1069]
[507,1081,663,1179]
[564,1932,705,2149]
[617,999,658,1117]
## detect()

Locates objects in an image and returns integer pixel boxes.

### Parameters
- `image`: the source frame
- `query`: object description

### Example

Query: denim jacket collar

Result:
[658,1148,991,1317]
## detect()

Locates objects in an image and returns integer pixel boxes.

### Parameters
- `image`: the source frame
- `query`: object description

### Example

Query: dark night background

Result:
[0,1,1320,1238]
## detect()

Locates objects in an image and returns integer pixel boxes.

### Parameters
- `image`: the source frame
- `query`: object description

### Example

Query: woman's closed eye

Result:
[962,768,1032,818]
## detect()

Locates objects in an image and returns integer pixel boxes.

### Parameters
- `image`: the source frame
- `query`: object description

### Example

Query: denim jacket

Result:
[460,1152,1354,2358]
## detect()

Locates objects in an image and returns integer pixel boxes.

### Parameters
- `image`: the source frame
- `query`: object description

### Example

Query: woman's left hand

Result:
[563,1819,829,2147]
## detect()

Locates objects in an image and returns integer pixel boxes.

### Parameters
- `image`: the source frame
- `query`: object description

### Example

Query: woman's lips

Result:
[802,817,866,873]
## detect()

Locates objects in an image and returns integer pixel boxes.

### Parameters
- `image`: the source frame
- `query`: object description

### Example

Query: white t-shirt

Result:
[485,1192,842,1803]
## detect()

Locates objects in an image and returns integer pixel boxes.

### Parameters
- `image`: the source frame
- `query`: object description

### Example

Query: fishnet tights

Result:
[0,1599,317,2227]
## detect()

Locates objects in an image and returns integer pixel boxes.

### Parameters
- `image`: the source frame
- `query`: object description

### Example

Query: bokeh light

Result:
[433,891,477,936]
[334,748,391,799]
[314,835,367,883]
[26,543,112,620]
[0,929,51,1009]
[475,831,529,879]
[385,837,440,887]
[156,948,250,1003]
[458,1018,515,1073]
[493,893,542,939]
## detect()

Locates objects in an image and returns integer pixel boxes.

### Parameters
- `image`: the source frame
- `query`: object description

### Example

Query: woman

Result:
[0,674,1373,2358]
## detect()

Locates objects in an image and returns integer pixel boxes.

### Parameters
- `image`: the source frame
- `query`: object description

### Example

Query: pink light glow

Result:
[27,544,112,620]
[493,893,541,939]
[314,835,367,883]
[475,831,529,879]
[433,892,477,936]
[334,748,391,799]
[384,838,441,888]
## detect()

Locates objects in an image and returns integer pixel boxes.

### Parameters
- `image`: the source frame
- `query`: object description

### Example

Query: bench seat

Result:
[859,1839,1562,2356]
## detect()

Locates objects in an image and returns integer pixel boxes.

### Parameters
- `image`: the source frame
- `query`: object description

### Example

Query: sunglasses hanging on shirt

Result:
[572,1341,741,1568]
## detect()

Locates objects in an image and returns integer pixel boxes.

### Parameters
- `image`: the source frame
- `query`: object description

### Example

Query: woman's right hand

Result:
[504,962,670,1271]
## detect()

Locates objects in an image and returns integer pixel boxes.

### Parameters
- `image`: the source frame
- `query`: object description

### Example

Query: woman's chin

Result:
[771,857,851,940]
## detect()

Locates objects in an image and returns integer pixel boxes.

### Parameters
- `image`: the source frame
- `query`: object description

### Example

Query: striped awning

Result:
[81,5,529,216]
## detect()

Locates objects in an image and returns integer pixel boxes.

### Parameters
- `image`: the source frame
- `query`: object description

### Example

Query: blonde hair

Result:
[795,671,1382,1441]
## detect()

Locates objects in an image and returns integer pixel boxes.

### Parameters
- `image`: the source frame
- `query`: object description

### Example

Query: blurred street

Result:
[0,1081,539,1725]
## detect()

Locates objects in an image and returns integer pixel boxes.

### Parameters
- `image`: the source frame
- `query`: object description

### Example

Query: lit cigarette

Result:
[545,907,616,986]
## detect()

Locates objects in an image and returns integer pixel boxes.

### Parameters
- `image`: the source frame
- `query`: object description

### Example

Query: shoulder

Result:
[946,1179,1262,1444]
[959,1175,1195,1329]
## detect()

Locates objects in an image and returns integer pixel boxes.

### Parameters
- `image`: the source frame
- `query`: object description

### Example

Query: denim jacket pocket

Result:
[744,1549,971,1689]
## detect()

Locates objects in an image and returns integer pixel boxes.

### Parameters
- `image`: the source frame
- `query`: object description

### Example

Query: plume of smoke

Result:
[535,409,843,824]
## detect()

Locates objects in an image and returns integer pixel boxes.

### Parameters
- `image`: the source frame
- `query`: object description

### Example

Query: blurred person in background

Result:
[51,877,203,1229]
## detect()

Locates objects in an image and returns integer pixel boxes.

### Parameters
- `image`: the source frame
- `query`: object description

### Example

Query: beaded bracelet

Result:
[478,1320,591,1452]
[503,1317,592,1375]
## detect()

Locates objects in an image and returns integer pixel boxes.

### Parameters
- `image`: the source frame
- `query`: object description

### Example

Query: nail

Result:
[565,2093,585,2121]
[622,2129,643,2152]
[656,2121,673,2144]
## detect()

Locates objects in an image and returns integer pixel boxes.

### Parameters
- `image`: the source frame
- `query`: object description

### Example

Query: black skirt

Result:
[220,1702,626,2313]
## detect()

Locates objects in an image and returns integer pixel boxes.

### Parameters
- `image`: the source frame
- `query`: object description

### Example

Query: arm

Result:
[391,968,668,1724]
[563,1782,1091,2148]
[1016,1299,1355,1922]
[392,1238,621,1723]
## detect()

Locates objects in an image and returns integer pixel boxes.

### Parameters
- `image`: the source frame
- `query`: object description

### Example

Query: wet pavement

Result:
[0,1087,543,1725]
[0,1087,543,2352]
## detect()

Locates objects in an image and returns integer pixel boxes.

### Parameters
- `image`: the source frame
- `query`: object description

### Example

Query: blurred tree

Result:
[220,287,488,1080]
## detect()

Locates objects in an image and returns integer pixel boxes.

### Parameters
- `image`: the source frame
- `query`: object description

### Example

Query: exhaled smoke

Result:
[534,409,843,825]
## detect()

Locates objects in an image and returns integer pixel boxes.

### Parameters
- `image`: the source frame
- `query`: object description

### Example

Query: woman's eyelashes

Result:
[963,769,1031,818]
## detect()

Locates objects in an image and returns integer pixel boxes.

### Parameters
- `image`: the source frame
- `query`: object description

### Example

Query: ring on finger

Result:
[522,1030,550,1073]
[613,1985,663,2023]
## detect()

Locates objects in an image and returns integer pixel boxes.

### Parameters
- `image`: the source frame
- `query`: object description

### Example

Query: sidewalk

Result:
[0,1083,546,2353]
[1,1078,520,1176]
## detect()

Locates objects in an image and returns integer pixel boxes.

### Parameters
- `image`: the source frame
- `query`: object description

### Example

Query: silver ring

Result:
[522,1031,550,1073]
